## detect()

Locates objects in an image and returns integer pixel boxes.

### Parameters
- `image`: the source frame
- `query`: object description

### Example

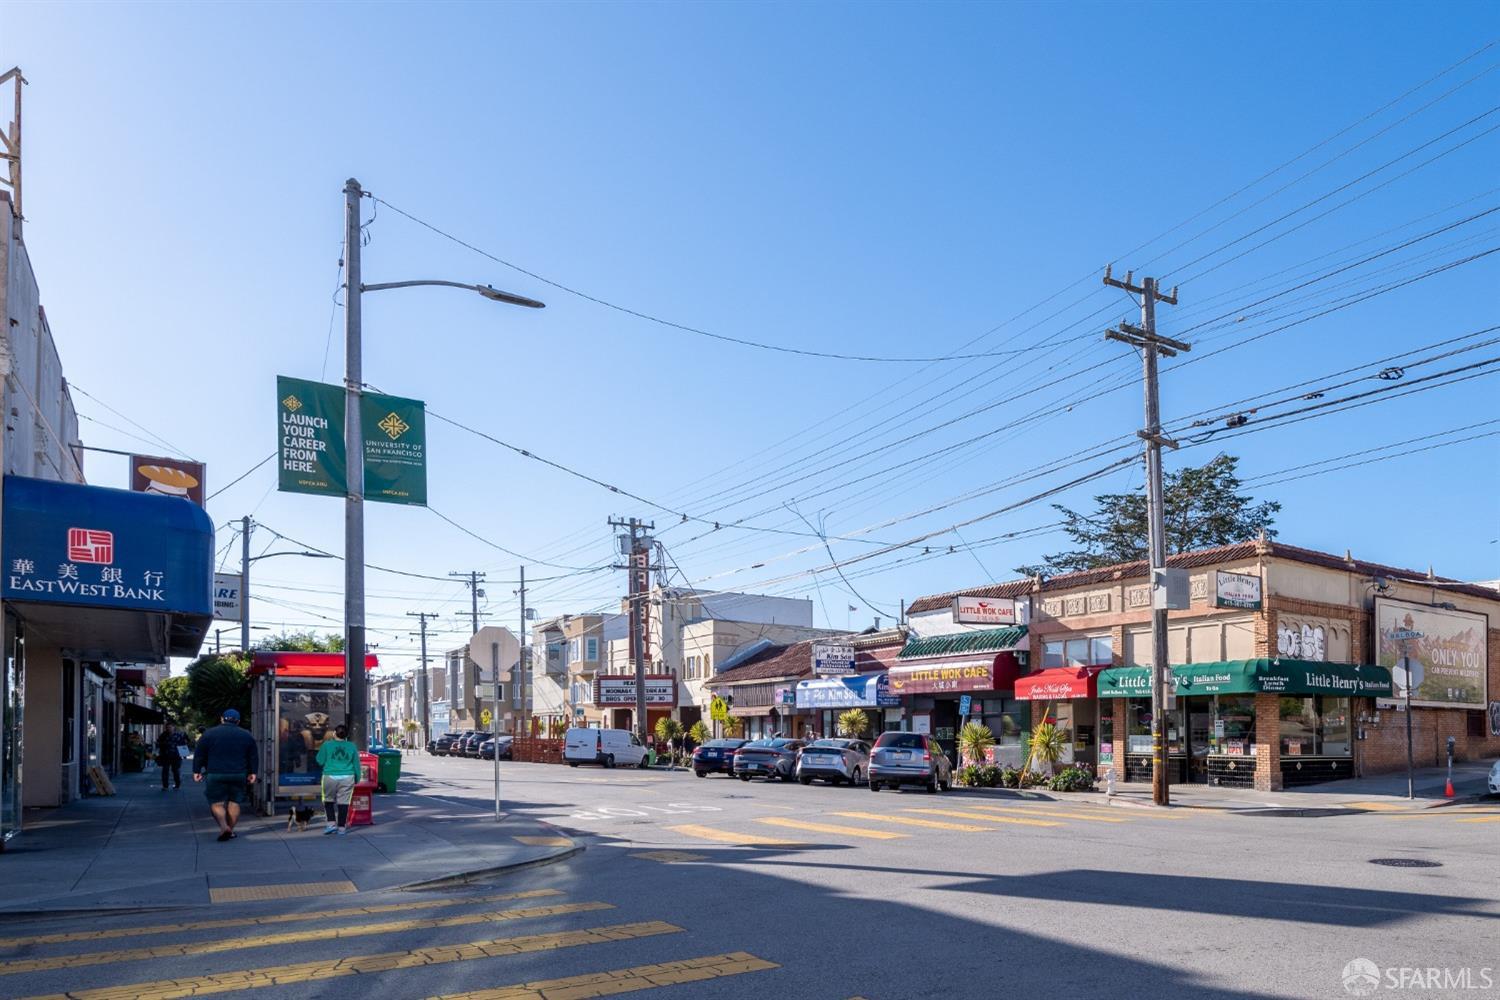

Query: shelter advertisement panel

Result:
[1373,598,1487,710]
[276,687,344,797]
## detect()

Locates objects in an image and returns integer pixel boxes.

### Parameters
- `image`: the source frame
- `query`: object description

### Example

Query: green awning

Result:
[897,626,1028,660]
[1098,659,1392,698]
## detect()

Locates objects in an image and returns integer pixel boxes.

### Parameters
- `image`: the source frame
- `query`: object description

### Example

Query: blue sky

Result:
[6,2,1498,671]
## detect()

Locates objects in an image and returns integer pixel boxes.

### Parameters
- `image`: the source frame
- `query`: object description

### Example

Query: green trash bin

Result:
[375,749,402,792]
[646,749,657,767]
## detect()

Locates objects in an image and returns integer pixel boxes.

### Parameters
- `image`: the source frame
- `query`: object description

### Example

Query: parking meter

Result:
[1446,735,1455,764]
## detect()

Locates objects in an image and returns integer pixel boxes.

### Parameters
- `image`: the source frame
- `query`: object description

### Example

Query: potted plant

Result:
[958,722,996,767]
[836,709,870,739]
[1025,721,1069,776]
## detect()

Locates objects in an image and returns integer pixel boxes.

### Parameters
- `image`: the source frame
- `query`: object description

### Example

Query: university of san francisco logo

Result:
[377,412,409,440]
[282,394,302,412]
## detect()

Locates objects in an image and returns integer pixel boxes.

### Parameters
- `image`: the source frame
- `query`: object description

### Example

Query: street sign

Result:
[481,708,492,727]
[469,627,519,683]
[1390,629,1425,641]
[958,694,972,718]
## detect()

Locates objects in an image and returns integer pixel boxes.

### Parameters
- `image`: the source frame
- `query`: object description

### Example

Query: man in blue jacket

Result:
[192,708,258,842]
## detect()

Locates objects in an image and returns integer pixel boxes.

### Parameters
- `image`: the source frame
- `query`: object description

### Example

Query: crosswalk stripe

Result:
[0,901,615,976]
[0,887,565,951]
[829,811,993,832]
[902,808,1060,828]
[666,823,802,846]
[19,921,683,1000]
[958,802,1133,823]
[1456,815,1500,823]
[754,817,908,840]
[428,950,779,999]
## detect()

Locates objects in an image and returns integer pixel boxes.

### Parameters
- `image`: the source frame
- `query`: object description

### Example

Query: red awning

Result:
[1013,666,1101,701]
[886,651,1023,696]
[249,652,379,677]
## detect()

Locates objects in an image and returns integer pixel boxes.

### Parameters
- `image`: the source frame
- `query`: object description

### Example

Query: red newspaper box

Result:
[359,751,379,784]
[348,780,376,827]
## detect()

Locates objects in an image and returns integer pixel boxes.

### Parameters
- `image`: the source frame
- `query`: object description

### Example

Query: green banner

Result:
[1098,660,1393,698]
[361,391,427,506]
[277,376,347,497]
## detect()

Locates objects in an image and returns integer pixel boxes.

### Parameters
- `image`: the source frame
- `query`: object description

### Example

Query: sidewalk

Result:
[953,760,1496,813]
[0,759,580,914]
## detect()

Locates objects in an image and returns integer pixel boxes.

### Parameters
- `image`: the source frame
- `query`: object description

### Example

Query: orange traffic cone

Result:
[1445,777,1455,798]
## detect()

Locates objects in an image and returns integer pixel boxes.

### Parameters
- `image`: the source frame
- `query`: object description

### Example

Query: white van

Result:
[564,727,649,769]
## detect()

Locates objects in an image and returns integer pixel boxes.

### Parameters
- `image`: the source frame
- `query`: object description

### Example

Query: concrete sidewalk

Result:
[950,760,1496,813]
[0,760,580,914]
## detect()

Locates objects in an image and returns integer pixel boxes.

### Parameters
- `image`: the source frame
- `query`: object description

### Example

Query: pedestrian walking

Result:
[315,723,360,835]
[192,708,257,842]
[155,723,188,789]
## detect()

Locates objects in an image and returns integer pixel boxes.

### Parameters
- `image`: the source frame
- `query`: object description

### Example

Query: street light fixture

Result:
[342,178,545,750]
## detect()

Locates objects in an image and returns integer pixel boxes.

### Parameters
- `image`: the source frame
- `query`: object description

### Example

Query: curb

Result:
[393,843,585,892]
[0,903,186,920]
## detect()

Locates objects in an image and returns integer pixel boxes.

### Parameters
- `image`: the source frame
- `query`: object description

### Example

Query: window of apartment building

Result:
[1042,635,1113,668]
[585,637,598,661]
[569,639,580,663]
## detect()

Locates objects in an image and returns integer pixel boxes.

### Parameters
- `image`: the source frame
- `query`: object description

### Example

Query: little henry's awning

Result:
[1097,659,1393,698]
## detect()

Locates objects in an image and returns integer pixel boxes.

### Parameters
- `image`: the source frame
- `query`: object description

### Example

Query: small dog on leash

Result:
[286,802,317,832]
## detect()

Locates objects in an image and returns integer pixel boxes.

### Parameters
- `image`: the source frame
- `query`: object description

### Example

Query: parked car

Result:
[691,738,748,777]
[479,736,513,761]
[460,732,489,758]
[796,738,870,786]
[733,738,805,781]
[563,727,649,768]
[868,732,952,793]
[1490,759,1500,795]
[429,733,460,756]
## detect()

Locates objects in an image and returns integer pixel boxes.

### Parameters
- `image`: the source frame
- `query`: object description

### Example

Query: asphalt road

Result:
[7,754,1498,1000]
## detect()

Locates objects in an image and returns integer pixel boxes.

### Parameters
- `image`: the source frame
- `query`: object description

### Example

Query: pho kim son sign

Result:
[1373,598,1488,710]
[277,376,427,505]
[812,642,856,676]
[952,595,1017,626]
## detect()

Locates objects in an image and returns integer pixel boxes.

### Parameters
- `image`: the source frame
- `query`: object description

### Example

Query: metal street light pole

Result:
[240,516,252,652]
[339,177,544,752]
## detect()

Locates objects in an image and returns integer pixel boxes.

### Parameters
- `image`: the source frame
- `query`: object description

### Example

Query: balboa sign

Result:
[953,595,1017,626]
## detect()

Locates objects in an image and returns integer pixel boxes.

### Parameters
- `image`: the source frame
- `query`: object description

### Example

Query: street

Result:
[7,755,1498,1000]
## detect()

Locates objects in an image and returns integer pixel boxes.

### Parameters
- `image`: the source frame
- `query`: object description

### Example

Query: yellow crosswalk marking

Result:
[428,950,778,999]
[513,835,574,847]
[630,850,707,863]
[666,823,801,846]
[755,817,908,840]
[0,887,565,951]
[903,808,1060,828]
[0,901,615,976]
[1456,815,1500,823]
[959,802,1133,823]
[830,811,993,832]
[19,921,683,1000]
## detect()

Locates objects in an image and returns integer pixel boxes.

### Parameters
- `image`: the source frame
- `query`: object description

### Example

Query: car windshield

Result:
[703,740,743,748]
[875,733,926,750]
[807,741,850,749]
[743,740,778,748]
[769,740,800,749]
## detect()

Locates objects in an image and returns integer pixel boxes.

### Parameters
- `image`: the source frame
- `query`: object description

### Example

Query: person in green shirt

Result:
[315,724,360,835]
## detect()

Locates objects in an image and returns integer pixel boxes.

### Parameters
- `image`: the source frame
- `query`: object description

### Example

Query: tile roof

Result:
[897,626,1028,660]
[905,540,1499,615]
[704,639,817,686]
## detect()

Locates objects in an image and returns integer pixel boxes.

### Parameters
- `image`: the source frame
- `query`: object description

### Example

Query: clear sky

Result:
[5,2,1498,672]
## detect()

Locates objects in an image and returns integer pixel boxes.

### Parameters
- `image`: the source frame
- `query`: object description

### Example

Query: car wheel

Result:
[799,775,812,785]
[638,755,649,769]
[695,770,706,778]
[868,780,880,792]
[739,774,751,781]
[604,754,615,769]
[927,772,939,794]
[850,767,861,787]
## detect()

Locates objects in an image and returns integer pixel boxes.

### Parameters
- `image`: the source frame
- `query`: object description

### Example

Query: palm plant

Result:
[687,720,711,747]
[836,709,870,738]
[1025,721,1069,774]
[958,722,996,766]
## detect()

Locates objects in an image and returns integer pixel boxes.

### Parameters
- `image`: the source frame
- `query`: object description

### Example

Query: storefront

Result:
[593,675,676,735]
[1097,659,1392,789]
[794,672,899,739]
[890,627,1028,766]
[1013,665,1103,769]
[0,476,214,843]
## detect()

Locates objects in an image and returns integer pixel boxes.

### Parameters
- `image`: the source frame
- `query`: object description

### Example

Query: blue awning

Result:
[795,673,900,710]
[2,475,214,660]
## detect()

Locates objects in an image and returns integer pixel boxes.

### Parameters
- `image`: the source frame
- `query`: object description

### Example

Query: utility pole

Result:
[609,517,656,742]
[343,177,369,750]
[407,612,440,750]
[1103,266,1186,808]
[240,516,252,654]
[450,570,487,730]
[516,566,527,736]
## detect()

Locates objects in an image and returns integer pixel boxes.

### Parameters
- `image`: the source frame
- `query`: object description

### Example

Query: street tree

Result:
[153,674,194,727]
[1014,454,1279,577]
[253,631,344,652]
[185,653,251,728]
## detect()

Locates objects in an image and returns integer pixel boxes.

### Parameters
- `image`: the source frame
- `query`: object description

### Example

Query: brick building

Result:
[907,540,1499,791]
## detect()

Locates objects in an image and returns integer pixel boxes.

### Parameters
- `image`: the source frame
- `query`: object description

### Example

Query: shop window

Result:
[1279,696,1352,757]
[585,637,599,662]
[1042,641,1064,669]
[1044,637,1112,668]
[1098,710,1114,763]
[1126,699,1153,755]
[1089,636,1113,666]
[1210,695,1256,757]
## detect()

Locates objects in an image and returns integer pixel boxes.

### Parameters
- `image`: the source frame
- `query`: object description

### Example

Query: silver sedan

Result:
[796,738,871,786]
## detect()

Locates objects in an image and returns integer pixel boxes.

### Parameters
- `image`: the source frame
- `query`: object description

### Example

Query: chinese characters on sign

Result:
[812,642,856,676]
[952,595,1017,625]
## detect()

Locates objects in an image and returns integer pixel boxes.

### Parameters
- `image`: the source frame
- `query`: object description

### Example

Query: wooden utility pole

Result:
[1103,266,1187,807]
[407,611,441,749]
[610,517,656,742]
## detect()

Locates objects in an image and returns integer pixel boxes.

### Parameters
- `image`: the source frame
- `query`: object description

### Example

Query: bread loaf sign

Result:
[130,454,206,506]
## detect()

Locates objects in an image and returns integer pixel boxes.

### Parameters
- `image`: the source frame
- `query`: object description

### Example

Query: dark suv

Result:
[868,732,952,793]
